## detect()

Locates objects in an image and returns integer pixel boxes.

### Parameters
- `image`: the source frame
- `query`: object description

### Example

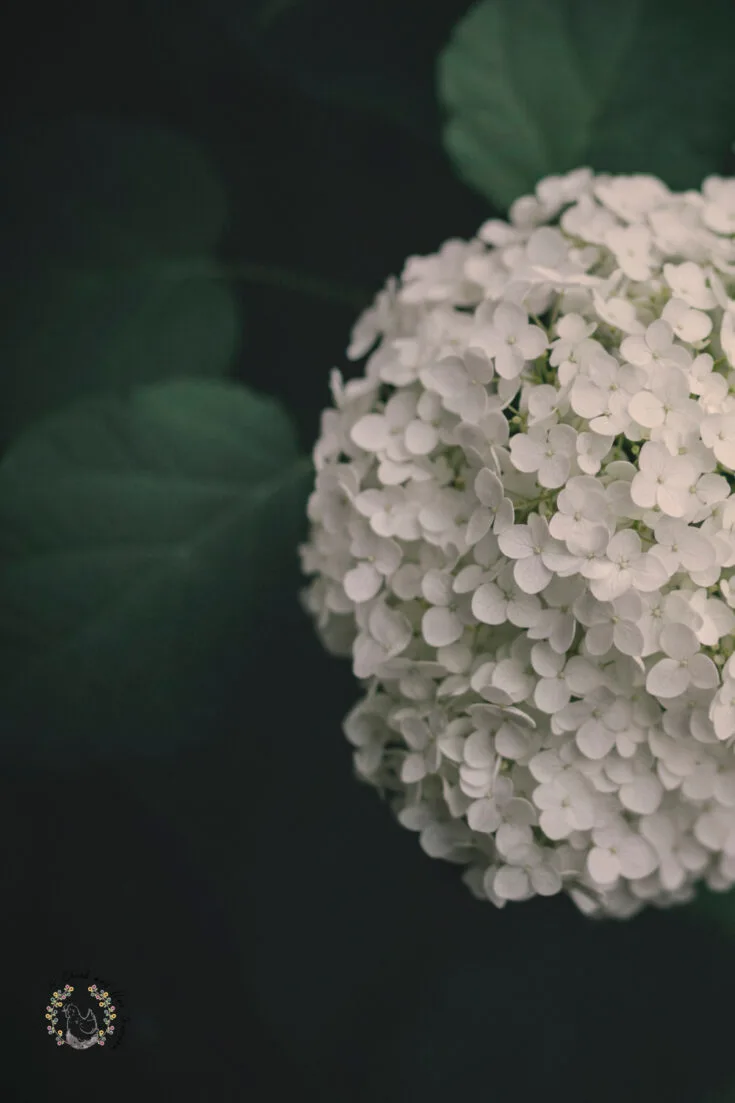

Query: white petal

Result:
[401,716,431,750]
[451,384,489,424]
[437,641,473,672]
[513,555,552,594]
[459,763,492,791]
[568,798,595,832]
[422,606,463,647]
[503,797,537,825]
[534,677,571,714]
[564,657,605,695]
[531,753,564,784]
[619,775,663,814]
[495,822,533,856]
[632,553,669,592]
[495,724,531,760]
[629,391,664,428]
[538,453,571,489]
[397,803,434,831]
[494,345,523,379]
[533,779,564,810]
[589,571,629,603]
[530,642,564,678]
[498,525,533,560]
[352,636,385,679]
[694,811,727,851]
[404,419,438,455]
[617,837,658,879]
[422,569,453,606]
[419,823,455,858]
[682,766,717,801]
[660,622,697,661]
[518,325,548,359]
[587,847,620,884]
[630,472,657,510]
[474,467,503,506]
[510,434,545,473]
[464,729,495,768]
[539,807,572,841]
[493,302,524,336]
[612,620,644,657]
[467,798,502,834]
[620,335,651,366]
[530,866,563,896]
[466,507,492,546]
[508,592,544,628]
[656,484,690,518]
[646,658,689,699]
[494,865,531,901]
[689,653,719,690]
[419,360,467,397]
[368,604,412,654]
[350,414,390,451]
[401,753,427,783]
[715,435,735,470]
[375,538,402,575]
[390,564,423,600]
[436,729,464,763]
[453,565,485,594]
[572,377,607,418]
[343,562,382,602]
[471,583,507,625]
[577,719,616,759]
[585,623,613,655]
[715,772,735,807]
[640,812,676,851]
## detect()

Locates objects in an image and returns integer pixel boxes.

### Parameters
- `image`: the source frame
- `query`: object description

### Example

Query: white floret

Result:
[301,168,735,918]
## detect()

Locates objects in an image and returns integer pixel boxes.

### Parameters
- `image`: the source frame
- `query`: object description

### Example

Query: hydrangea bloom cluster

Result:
[300,168,735,917]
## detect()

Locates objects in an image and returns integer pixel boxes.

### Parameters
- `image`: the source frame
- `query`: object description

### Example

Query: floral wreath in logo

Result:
[45,983,118,1046]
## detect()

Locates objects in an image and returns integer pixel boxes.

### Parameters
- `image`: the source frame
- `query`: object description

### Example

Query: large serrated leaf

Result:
[0,379,311,759]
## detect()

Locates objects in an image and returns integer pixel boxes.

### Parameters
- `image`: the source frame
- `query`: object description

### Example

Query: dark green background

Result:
[1,1,734,1099]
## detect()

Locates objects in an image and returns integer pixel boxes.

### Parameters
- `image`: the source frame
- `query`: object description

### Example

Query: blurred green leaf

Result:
[691,884,735,936]
[255,0,305,27]
[220,0,470,145]
[438,0,735,209]
[0,118,239,436]
[0,379,311,758]
[708,1088,735,1103]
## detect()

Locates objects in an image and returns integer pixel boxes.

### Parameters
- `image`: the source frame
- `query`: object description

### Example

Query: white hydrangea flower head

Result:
[300,168,735,919]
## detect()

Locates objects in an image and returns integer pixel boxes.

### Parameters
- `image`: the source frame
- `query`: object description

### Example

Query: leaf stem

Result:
[204,261,370,310]
[38,259,372,312]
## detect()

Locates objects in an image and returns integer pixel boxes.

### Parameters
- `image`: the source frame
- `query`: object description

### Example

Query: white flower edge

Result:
[302,168,735,918]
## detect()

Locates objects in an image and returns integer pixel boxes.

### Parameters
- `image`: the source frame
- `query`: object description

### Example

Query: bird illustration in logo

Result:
[62,1003,99,1049]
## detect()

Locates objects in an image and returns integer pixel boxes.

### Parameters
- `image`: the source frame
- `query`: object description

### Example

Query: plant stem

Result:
[47,259,372,312]
[211,261,371,309]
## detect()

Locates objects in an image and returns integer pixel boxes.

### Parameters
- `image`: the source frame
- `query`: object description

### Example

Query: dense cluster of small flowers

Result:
[300,168,735,917]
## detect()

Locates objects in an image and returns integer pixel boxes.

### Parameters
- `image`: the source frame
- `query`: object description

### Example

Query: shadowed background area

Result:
[1,1,735,1100]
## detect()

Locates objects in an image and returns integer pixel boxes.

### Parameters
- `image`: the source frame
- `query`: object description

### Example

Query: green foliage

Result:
[255,0,305,27]
[691,884,735,936]
[0,379,311,757]
[0,118,239,436]
[707,1084,735,1103]
[438,0,735,209]
[227,0,463,144]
